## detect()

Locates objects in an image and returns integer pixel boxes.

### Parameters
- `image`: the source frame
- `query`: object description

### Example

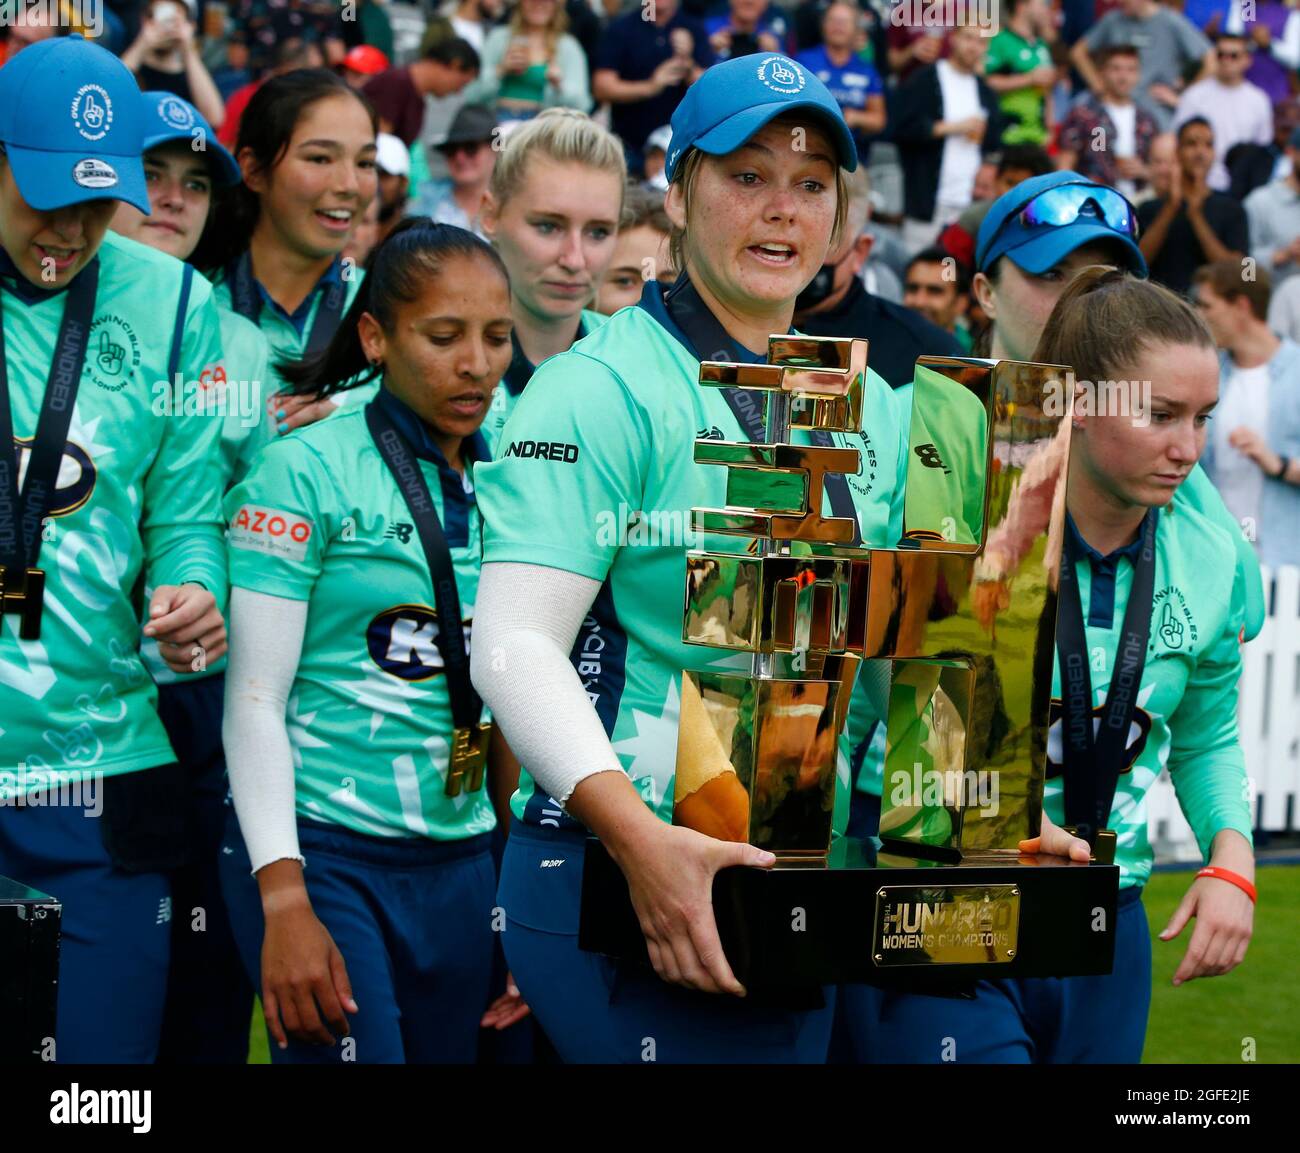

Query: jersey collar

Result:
[373,386,487,548]
[637,272,769,366]
[374,385,489,470]
[502,312,599,398]
[233,250,345,337]
[1064,508,1154,567]
[502,330,535,398]
[1064,508,1158,630]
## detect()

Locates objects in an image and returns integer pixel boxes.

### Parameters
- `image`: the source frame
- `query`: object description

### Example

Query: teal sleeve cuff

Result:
[1169,755,1253,862]
[148,526,229,616]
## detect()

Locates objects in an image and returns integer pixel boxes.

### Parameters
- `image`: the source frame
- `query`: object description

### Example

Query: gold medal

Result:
[446,721,492,796]
[0,566,45,639]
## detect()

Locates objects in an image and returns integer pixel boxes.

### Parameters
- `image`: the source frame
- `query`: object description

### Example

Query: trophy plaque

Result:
[579,340,1119,993]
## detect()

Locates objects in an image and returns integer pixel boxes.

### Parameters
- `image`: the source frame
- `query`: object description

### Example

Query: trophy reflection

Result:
[673,346,1108,864]
[675,336,867,858]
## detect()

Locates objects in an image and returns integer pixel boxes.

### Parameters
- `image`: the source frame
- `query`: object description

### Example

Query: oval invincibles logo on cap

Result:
[71,84,114,142]
[158,97,194,131]
[72,158,119,189]
[757,57,805,96]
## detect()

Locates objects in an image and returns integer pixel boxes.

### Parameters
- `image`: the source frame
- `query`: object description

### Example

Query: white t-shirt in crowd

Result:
[1173,77,1273,192]
[1214,361,1271,546]
[450,15,486,52]
[1103,100,1138,201]
[935,59,983,218]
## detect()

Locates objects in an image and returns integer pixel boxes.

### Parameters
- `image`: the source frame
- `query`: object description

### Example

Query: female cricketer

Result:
[200,68,378,436]
[477,107,623,449]
[847,172,1268,839]
[468,53,1088,1064]
[0,36,228,1062]
[218,220,524,1063]
[851,268,1256,1063]
[108,91,265,1063]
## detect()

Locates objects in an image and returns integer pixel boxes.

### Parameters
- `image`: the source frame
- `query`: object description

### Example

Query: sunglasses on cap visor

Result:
[1013,183,1139,240]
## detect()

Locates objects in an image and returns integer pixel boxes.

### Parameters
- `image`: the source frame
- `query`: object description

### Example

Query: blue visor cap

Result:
[976,171,1146,277]
[141,93,241,186]
[0,34,149,214]
[665,54,858,183]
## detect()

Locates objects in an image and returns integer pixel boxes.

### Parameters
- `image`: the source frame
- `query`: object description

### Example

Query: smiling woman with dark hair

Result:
[201,68,379,436]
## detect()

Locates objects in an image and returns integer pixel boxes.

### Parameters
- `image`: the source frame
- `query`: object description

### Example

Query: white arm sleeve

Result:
[470,561,626,807]
[222,586,309,874]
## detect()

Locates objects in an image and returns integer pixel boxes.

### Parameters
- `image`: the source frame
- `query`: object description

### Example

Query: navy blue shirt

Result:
[1064,508,1155,630]
[595,10,714,158]
[796,276,964,392]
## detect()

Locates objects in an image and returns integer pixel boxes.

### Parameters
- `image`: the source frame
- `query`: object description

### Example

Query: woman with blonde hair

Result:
[462,0,590,119]
[479,107,625,445]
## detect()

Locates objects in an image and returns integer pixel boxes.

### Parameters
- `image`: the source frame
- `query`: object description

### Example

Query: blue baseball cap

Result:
[0,35,149,215]
[976,171,1147,278]
[665,54,858,183]
[141,93,241,186]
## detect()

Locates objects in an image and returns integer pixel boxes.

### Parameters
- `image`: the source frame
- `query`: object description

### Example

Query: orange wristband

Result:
[1196,866,1257,904]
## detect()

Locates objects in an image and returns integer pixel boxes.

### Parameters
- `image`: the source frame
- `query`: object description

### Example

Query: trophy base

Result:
[578,837,1119,996]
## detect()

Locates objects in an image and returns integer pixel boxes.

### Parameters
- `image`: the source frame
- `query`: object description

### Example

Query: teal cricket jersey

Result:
[1040,506,1253,888]
[142,303,272,688]
[223,389,497,842]
[217,305,275,485]
[0,231,227,778]
[475,284,906,831]
[208,252,372,410]
[480,308,607,453]
[1178,464,1265,641]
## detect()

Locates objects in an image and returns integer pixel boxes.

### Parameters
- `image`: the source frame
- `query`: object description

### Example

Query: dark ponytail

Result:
[277,218,510,399]
[192,69,376,274]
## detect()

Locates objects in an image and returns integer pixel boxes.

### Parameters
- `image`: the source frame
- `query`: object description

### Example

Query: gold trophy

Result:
[580,341,1119,991]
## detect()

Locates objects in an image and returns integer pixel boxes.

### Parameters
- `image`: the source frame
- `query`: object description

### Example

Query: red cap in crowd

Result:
[343,45,389,76]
